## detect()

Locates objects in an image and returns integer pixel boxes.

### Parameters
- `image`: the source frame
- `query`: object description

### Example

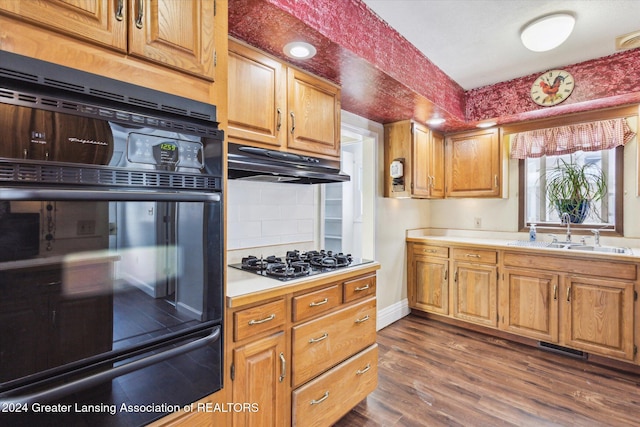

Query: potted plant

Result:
[545,157,607,223]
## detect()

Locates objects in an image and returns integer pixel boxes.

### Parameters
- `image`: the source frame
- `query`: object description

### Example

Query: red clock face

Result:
[530,70,575,106]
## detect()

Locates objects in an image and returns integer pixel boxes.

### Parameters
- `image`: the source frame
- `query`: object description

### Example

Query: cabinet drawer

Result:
[343,274,376,303]
[413,244,449,258]
[292,344,378,427]
[452,247,497,264]
[293,285,341,322]
[292,297,376,387]
[234,299,286,342]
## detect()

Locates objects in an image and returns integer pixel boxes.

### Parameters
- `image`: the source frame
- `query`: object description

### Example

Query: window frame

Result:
[517,146,624,236]
[503,105,636,238]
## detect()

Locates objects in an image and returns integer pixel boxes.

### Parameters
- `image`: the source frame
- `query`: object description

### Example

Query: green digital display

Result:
[160,143,177,151]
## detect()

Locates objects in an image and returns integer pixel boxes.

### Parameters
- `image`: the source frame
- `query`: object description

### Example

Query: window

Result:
[521,147,623,233]
[508,108,636,236]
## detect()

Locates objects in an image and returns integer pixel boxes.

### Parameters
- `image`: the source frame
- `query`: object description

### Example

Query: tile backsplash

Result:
[227,180,319,250]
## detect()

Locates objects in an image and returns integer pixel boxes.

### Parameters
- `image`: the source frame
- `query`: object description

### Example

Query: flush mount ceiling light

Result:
[521,13,575,52]
[427,118,445,126]
[476,121,497,129]
[283,41,317,59]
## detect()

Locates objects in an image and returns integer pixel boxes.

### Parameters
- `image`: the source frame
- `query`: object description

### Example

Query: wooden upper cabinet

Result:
[128,0,215,80]
[429,131,446,198]
[0,0,216,81]
[445,128,502,197]
[228,39,287,148]
[0,0,127,50]
[287,67,341,158]
[383,121,444,199]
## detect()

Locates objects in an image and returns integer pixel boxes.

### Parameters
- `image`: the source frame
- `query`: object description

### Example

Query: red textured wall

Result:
[466,49,640,124]
[229,0,640,131]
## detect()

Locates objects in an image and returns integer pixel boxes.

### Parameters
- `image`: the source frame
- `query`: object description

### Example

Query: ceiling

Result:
[228,0,640,131]
[362,0,640,90]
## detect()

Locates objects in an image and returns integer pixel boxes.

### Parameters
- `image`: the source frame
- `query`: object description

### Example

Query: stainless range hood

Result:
[228,143,350,184]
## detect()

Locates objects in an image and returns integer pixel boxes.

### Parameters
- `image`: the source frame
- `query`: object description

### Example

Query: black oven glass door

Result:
[0,192,223,426]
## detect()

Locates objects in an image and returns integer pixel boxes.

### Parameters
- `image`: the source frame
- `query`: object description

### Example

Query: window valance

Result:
[510,118,636,159]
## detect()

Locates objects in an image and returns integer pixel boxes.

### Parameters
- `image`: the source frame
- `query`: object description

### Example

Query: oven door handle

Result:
[0,326,221,406]
[0,188,220,202]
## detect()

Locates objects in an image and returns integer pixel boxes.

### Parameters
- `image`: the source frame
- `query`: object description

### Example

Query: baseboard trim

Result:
[377,298,410,330]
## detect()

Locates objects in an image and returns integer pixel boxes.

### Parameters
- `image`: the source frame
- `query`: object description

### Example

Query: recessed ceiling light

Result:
[283,41,317,60]
[521,13,575,52]
[477,121,497,128]
[427,118,445,126]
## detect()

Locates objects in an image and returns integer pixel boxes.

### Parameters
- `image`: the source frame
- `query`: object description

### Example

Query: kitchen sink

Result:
[565,245,630,254]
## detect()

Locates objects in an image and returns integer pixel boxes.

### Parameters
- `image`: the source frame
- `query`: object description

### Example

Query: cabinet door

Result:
[563,276,635,360]
[452,262,497,327]
[287,68,341,158]
[228,40,287,148]
[233,332,287,427]
[128,0,215,80]
[500,268,559,342]
[446,128,500,197]
[429,131,446,198]
[409,255,449,315]
[411,124,431,197]
[0,0,127,50]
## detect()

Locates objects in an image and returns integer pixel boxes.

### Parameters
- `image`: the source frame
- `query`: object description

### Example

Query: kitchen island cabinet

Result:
[0,0,217,81]
[226,262,380,427]
[228,38,341,159]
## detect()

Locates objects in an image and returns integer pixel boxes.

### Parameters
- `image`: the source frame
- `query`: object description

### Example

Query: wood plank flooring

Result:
[333,314,640,427]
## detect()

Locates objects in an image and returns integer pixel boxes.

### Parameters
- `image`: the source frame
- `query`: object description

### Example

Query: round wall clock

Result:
[530,69,575,106]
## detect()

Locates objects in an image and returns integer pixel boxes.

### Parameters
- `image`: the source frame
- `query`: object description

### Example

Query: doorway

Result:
[323,122,376,260]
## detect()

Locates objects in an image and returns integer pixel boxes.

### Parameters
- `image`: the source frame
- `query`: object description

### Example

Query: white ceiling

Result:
[362,0,640,90]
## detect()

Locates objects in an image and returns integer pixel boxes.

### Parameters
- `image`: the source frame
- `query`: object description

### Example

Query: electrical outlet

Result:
[474,217,482,228]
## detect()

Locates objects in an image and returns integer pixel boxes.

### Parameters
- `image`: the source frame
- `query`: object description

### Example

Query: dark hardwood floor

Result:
[334,314,640,427]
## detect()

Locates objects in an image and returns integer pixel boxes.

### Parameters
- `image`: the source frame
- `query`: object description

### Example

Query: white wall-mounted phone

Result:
[390,160,404,178]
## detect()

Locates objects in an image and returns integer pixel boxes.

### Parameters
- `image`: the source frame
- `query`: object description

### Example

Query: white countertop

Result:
[406,228,640,260]
[226,260,380,302]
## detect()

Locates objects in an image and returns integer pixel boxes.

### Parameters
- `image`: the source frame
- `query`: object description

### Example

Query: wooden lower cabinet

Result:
[233,332,287,427]
[563,275,635,360]
[452,261,497,327]
[499,268,559,343]
[292,297,376,387]
[408,243,449,315]
[292,344,378,427]
[409,242,639,365]
[228,268,379,427]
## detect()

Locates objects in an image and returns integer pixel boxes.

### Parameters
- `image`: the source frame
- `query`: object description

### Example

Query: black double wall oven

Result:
[0,52,224,426]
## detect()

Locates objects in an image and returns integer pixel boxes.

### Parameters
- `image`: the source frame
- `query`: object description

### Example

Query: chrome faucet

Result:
[560,212,571,242]
[591,229,601,246]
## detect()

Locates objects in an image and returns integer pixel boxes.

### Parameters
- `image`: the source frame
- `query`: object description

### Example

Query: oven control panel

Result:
[127,133,204,169]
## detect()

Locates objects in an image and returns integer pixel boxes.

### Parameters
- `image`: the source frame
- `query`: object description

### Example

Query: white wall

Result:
[429,116,640,241]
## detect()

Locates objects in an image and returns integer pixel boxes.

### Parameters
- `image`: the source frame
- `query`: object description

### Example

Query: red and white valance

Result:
[510,118,636,159]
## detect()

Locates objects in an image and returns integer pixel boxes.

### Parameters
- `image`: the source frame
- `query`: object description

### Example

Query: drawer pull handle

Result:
[465,254,481,258]
[248,313,275,325]
[310,391,329,405]
[309,298,329,307]
[276,108,282,131]
[309,332,328,343]
[279,352,286,383]
[135,0,143,29]
[354,284,370,292]
[553,284,558,301]
[566,286,571,302]
[115,0,124,21]
[424,249,437,253]
[355,315,370,324]
[356,363,371,375]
